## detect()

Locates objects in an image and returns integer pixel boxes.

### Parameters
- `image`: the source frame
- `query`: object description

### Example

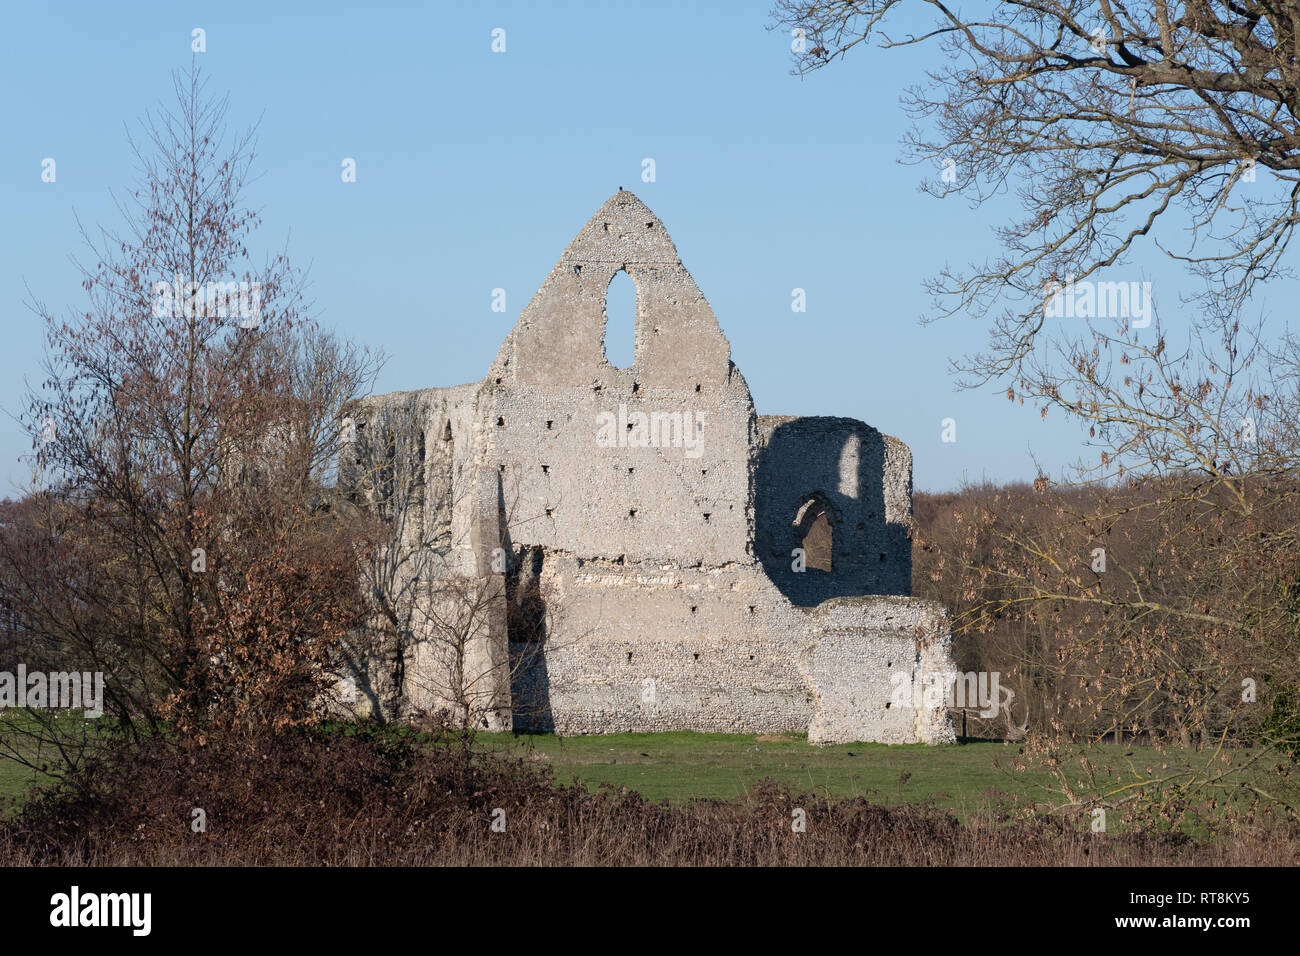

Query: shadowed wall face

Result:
[755,417,913,606]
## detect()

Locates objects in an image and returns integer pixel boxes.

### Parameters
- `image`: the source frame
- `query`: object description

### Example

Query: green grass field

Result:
[0,758,54,816]
[478,732,1032,813]
[475,731,1255,820]
[0,711,101,816]
[0,725,1268,827]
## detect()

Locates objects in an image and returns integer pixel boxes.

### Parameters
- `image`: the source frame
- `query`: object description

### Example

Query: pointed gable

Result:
[559,191,681,265]
[488,191,741,392]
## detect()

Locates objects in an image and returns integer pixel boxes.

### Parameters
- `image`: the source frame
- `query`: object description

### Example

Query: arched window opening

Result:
[604,269,637,369]
[794,496,833,573]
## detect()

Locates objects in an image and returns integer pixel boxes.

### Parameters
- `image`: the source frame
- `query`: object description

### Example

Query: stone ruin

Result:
[337,191,956,744]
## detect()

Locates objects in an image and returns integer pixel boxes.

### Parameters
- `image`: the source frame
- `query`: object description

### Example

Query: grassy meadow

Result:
[478,731,1260,824]
[0,721,1273,837]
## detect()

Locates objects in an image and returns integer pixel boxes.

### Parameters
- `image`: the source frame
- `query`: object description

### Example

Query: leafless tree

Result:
[0,64,383,777]
[773,0,1300,380]
[774,2,1300,819]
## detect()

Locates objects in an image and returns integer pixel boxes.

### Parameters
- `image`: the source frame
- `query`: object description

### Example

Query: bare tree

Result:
[1,64,383,775]
[774,2,1300,819]
[772,0,1300,380]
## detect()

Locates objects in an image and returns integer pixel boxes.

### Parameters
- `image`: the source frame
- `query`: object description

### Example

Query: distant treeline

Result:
[913,478,1300,751]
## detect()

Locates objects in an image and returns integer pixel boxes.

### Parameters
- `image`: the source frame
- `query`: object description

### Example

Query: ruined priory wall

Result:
[338,383,489,719]
[803,597,956,745]
[754,416,913,605]
[479,194,758,568]
[334,191,957,745]
[509,556,955,744]
[340,383,481,568]
[482,376,754,568]
[510,556,814,734]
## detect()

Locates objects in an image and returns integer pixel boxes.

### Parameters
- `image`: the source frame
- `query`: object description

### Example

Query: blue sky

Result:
[1,0,1291,494]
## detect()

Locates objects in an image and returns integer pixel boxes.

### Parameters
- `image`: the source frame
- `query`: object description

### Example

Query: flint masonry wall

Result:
[803,597,956,745]
[339,384,493,719]
[509,558,813,734]
[339,191,956,744]
[755,416,913,606]
[478,199,754,567]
